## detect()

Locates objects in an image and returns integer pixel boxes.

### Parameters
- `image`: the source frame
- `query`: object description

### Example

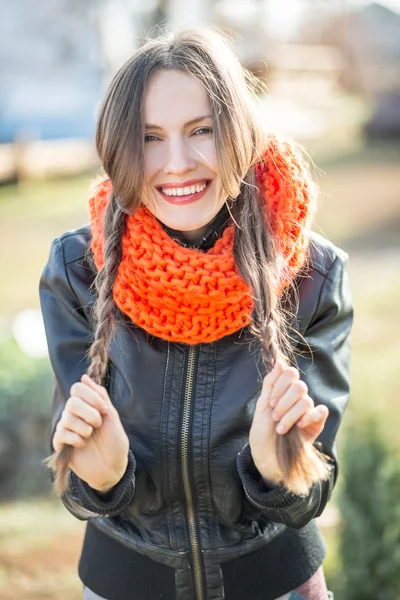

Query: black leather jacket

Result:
[39,224,353,600]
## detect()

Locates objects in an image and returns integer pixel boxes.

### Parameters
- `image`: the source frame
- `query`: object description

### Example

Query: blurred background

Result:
[0,0,399,598]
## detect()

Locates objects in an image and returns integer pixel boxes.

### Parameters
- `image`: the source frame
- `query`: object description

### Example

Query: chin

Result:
[160,217,210,236]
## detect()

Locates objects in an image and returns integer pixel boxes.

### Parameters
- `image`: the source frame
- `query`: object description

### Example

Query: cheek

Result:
[191,139,218,173]
[144,145,165,180]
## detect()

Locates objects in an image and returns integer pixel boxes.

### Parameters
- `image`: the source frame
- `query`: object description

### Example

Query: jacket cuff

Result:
[237,444,303,511]
[68,449,136,516]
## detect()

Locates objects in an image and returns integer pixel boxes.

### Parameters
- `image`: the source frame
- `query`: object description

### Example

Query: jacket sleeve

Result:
[237,251,353,529]
[39,236,136,520]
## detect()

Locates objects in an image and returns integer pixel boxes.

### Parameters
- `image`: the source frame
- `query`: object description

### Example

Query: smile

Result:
[156,180,211,205]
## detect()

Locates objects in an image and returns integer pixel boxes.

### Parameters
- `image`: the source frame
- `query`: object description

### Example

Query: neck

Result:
[179,224,208,244]
[157,203,231,250]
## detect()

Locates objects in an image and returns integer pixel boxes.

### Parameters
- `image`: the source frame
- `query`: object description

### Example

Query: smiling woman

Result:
[39,25,352,600]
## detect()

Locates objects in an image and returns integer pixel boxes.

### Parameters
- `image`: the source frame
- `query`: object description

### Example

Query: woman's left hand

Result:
[249,359,329,484]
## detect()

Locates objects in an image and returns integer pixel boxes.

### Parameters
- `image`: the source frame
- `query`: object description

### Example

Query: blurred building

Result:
[265,43,344,106]
[0,0,103,144]
[0,0,212,148]
[306,2,400,96]
[0,0,157,179]
[297,2,400,137]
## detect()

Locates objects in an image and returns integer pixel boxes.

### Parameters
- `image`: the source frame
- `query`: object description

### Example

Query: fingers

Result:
[297,405,329,430]
[274,395,314,435]
[51,375,111,454]
[64,396,104,427]
[62,411,95,438]
[53,394,105,452]
[271,379,309,422]
[53,427,86,452]
[256,359,285,412]
[269,366,300,408]
[70,379,109,416]
[80,374,113,410]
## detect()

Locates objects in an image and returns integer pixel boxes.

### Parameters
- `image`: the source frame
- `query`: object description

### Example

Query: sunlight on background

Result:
[12,310,48,358]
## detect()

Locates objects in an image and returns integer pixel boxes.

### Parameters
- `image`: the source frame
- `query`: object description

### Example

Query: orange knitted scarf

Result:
[88,134,316,344]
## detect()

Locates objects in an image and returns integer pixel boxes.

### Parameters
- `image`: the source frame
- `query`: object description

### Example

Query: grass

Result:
[0,175,95,318]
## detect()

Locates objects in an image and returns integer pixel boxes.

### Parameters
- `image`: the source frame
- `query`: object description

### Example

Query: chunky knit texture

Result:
[88,134,317,344]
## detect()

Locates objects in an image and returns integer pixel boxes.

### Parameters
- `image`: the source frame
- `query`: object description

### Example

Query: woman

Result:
[39,26,353,600]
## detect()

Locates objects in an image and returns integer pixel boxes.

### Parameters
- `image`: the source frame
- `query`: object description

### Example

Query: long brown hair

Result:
[44,25,331,497]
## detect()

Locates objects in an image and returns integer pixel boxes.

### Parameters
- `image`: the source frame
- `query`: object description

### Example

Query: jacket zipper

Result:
[181,345,205,600]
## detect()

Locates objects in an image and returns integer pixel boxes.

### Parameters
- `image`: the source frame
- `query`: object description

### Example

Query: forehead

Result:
[144,69,211,125]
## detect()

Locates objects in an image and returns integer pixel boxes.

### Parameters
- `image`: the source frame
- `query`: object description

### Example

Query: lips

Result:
[157,178,211,189]
[156,180,212,205]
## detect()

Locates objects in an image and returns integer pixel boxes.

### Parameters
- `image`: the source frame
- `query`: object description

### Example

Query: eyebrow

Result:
[144,115,213,130]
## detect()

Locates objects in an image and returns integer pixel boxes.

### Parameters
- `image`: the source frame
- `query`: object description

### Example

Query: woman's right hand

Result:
[52,374,130,492]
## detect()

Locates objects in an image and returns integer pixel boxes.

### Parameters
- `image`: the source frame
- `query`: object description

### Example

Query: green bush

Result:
[0,334,54,499]
[0,334,53,418]
[337,413,400,600]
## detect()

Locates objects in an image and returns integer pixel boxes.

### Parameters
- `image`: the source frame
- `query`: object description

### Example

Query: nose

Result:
[163,136,196,175]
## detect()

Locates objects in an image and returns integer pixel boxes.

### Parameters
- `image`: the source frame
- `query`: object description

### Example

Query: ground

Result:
[0,500,84,599]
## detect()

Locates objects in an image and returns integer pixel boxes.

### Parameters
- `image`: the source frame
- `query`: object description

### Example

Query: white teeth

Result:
[160,182,208,196]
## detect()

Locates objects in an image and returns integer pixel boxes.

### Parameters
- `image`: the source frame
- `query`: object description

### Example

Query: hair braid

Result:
[231,169,332,496]
[43,193,126,496]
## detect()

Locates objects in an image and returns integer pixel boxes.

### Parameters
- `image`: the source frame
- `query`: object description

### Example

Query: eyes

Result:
[144,127,213,143]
